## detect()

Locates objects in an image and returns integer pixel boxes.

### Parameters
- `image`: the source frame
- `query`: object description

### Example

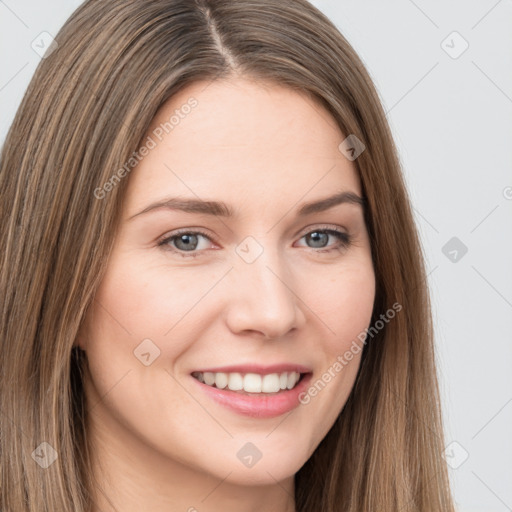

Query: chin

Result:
[210,449,306,487]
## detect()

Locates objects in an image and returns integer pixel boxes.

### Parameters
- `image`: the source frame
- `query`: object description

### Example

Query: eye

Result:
[157,229,214,257]
[295,227,352,251]
[157,226,352,258]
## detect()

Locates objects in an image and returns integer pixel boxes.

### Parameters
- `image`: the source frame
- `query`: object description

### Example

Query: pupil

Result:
[176,234,198,251]
[309,232,328,248]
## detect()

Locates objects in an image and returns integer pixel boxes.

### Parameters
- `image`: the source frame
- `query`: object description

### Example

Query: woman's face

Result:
[79,78,375,489]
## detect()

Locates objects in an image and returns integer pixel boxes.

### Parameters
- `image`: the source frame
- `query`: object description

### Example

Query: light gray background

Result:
[1,1,511,510]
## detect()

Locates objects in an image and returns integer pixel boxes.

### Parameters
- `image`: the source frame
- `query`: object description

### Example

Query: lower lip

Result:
[192,373,313,418]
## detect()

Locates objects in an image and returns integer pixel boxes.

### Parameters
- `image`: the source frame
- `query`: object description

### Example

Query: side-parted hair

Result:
[0,1,455,510]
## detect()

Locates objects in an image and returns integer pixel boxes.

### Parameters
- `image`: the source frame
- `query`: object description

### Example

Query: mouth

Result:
[189,363,313,418]
[191,370,307,395]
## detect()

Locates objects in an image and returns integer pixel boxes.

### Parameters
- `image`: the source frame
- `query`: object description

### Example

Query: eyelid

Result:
[293,224,352,250]
[157,224,351,257]
[294,223,348,239]
[156,227,217,251]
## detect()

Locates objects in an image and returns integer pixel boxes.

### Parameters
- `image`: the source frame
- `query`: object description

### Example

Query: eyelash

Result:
[157,225,352,259]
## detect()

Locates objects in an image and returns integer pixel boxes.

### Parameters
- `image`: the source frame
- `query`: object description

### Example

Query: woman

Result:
[0,0,455,510]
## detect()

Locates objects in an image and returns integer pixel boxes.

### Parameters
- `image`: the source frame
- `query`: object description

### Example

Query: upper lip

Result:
[192,364,312,374]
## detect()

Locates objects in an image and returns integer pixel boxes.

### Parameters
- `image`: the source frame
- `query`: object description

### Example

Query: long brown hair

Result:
[0,0,454,510]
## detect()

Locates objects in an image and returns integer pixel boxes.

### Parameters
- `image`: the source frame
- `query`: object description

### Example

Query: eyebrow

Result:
[128,190,365,221]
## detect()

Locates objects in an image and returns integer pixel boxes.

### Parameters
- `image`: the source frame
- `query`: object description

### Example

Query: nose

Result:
[223,247,306,340]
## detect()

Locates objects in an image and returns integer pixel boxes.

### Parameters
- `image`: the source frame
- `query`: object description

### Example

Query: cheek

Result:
[91,252,218,339]
[295,260,375,436]
[81,261,209,451]
[84,254,229,388]
[309,259,376,354]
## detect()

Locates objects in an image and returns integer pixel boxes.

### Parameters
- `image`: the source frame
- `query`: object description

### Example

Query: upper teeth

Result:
[193,371,301,393]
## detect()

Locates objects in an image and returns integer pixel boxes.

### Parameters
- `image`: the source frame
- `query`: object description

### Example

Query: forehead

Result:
[125,78,361,211]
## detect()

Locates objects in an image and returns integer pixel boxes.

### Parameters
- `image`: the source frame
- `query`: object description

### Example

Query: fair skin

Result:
[77,77,375,512]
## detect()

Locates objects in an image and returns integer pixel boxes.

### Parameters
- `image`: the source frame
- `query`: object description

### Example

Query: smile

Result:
[191,371,303,394]
[190,365,313,418]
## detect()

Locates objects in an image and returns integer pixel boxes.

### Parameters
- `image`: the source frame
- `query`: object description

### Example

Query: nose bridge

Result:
[226,236,303,337]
